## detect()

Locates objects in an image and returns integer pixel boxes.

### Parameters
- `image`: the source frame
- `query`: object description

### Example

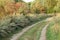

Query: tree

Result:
[30,0,47,14]
[30,0,42,14]
[44,0,57,13]
[54,0,60,12]
[0,0,14,19]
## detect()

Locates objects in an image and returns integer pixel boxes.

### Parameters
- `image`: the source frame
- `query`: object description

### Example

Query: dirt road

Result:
[10,17,53,40]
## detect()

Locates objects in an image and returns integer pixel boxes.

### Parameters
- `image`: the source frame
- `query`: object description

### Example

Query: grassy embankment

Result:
[46,17,60,40]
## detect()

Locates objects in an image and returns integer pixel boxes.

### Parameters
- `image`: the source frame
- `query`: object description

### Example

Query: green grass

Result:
[46,19,60,40]
[18,20,48,40]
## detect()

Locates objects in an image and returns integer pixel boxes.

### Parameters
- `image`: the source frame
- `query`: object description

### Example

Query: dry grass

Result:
[55,13,60,18]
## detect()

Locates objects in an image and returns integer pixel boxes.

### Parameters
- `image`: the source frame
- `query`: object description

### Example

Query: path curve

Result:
[10,17,53,40]
[10,20,44,40]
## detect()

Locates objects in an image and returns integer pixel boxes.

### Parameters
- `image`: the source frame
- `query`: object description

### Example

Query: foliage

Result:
[46,19,60,40]
[44,0,57,13]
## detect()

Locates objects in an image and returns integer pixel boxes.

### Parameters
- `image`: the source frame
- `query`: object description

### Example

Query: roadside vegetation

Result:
[46,18,60,40]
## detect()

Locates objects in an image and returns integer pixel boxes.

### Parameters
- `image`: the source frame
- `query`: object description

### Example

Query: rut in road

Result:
[39,17,53,40]
[39,24,49,40]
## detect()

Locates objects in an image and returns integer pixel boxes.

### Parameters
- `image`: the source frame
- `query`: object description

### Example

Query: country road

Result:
[10,17,53,40]
[10,20,43,40]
